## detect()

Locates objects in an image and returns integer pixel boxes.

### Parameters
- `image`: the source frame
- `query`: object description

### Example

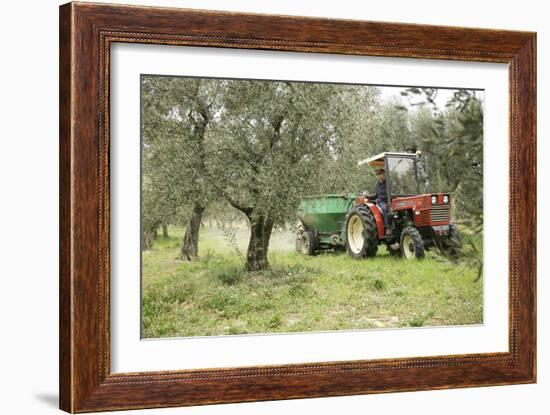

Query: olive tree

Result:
[403,88,484,226]
[141,76,224,259]
[208,80,377,271]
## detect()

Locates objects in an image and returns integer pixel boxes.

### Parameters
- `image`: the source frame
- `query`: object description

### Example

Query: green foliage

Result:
[141,76,225,250]
[211,264,244,286]
[372,278,386,291]
[399,87,484,274]
[408,311,435,328]
[401,88,484,227]
[141,76,485,271]
[207,81,379,224]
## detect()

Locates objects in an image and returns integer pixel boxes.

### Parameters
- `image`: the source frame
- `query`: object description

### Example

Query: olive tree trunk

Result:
[245,215,274,271]
[162,223,169,238]
[180,206,204,261]
[142,223,159,250]
[143,231,154,250]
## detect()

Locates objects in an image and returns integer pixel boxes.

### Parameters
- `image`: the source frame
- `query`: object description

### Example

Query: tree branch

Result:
[223,193,253,216]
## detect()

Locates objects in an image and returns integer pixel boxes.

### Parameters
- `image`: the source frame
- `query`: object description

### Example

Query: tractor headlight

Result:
[443,195,450,204]
[431,195,437,205]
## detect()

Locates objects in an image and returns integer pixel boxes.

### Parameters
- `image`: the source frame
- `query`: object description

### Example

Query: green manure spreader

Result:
[295,152,463,259]
[296,195,355,255]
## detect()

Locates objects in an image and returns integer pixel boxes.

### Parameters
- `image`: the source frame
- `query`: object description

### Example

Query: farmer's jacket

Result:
[375,179,388,204]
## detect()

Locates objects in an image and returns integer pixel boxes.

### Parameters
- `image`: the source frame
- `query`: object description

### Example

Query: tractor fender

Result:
[365,202,385,237]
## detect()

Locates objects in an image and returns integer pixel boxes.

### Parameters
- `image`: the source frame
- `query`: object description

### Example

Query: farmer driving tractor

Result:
[373,168,390,235]
[296,151,463,259]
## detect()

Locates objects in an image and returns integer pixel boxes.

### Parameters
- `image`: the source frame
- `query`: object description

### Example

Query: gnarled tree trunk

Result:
[142,222,159,250]
[245,215,274,271]
[180,205,204,261]
[162,223,169,238]
[143,231,154,250]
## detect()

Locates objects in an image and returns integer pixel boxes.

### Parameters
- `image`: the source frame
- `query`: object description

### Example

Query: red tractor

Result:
[345,152,462,259]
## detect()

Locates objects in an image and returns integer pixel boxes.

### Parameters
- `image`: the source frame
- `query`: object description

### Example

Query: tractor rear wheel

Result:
[296,224,316,256]
[400,227,425,259]
[345,205,378,259]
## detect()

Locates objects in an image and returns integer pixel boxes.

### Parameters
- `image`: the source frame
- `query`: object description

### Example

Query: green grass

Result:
[141,225,483,338]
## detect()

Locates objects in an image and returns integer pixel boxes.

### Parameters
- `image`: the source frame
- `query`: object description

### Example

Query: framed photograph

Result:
[59,2,536,412]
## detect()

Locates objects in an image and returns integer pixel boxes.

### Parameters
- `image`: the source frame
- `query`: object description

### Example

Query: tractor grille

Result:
[430,205,451,222]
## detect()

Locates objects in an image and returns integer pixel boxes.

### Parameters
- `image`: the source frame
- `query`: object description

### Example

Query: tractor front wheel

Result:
[345,205,378,259]
[400,227,425,259]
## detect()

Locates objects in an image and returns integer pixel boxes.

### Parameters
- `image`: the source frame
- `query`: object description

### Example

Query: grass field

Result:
[142,225,483,338]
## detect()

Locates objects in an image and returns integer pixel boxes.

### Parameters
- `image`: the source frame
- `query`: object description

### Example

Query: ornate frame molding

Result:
[60,2,536,412]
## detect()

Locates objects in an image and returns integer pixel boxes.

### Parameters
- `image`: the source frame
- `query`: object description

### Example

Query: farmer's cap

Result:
[375,168,385,175]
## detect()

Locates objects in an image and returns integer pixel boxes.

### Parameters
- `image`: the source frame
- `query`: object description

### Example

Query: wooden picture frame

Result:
[59,2,536,412]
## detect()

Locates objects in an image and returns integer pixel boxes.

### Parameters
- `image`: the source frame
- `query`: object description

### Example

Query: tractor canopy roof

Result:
[357,152,419,168]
